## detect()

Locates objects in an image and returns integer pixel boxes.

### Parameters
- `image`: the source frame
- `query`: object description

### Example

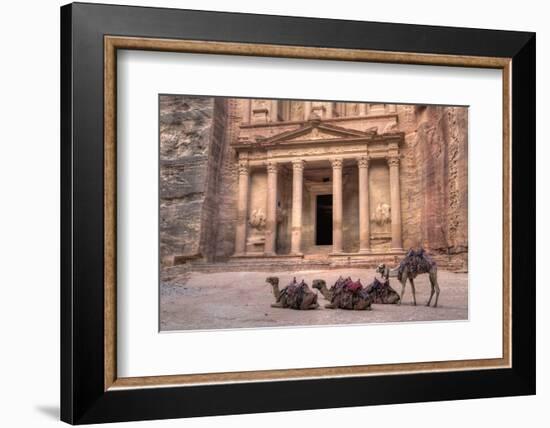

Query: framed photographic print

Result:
[60,2,536,424]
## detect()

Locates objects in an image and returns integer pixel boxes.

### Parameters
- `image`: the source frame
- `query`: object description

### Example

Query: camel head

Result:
[266,276,280,298]
[312,279,326,291]
[266,276,279,286]
[312,279,332,300]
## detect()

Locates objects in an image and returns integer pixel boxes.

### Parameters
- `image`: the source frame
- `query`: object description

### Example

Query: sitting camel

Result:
[364,276,401,304]
[389,248,440,307]
[314,276,399,305]
[312,277,372,310]
[266,277,319,310]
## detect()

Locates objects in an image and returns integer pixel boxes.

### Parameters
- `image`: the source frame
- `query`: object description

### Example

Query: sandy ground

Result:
[160,268,468,331]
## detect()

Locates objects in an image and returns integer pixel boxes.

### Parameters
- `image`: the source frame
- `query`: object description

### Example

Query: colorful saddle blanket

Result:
[281,278,310,309]
[397,248,436,280]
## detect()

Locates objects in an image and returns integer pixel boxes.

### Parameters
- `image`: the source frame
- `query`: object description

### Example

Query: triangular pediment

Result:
[261,121,374,145]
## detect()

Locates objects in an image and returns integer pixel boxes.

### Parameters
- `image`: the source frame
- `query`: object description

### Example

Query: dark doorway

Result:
[316,194,333,245]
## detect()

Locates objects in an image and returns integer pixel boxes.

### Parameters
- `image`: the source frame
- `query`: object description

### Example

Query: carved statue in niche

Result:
[290,101,304,121]
[372,203,391,226]
[249,208,266,230]
[249,205,285,231]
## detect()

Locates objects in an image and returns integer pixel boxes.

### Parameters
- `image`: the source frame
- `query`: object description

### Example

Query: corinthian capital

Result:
[292,159,305,171]
[387,156,400,167]
[238,160,249,175]
[267,161,278,174]
[357,156,370,169]
[330,158,343,169]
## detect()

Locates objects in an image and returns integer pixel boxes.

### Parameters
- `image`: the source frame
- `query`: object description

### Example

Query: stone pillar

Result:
[326,102,334,118]
[358,156,371,253]
[304,101,312,119]
[242,98,251,123]
[270,100,279,122]
[388,156,403,251]
[235,160,249,255]
[331,158,344,254]
[291,160,305,255]
[265,161,278,255]
[359,104,367,116]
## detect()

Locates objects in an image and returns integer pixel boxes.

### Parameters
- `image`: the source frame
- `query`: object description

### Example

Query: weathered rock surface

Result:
[399,105,468,264]
[159,95,227,266]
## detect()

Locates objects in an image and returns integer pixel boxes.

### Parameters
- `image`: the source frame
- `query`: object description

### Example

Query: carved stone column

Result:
[234,160,249,255]
[304,101,312,119]
[270,100,279,122]
[326,102,334,118]
[388,156,403,251]
[242,98,251,123]
[358,156,371,253]
[291,160,305,255]
[265,161,278,255]
[331,158,344,254]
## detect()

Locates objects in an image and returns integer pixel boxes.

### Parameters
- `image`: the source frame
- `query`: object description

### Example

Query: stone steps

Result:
[163,252,467,277]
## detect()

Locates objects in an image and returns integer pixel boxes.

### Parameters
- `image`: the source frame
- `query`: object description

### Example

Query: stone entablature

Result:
[234,119,403,166]
[237,112,399,145]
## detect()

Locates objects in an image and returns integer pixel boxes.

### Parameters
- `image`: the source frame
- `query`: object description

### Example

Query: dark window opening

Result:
[316,194,333,245]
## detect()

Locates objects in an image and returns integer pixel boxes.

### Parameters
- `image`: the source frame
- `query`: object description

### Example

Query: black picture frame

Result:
[61,2,535,424]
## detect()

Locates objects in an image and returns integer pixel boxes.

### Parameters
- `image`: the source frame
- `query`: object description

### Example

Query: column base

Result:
[290,252,303,257]
[264,252,277,257]
[358,248,372,254]
[391,247,404,252]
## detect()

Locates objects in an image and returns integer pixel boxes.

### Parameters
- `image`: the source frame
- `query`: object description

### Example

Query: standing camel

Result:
[390,248,441,307]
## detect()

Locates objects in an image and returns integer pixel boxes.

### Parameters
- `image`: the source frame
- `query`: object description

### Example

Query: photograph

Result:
[159,96,469,331]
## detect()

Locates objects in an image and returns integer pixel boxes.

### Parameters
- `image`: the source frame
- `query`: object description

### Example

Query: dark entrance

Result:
[316,194,333,245]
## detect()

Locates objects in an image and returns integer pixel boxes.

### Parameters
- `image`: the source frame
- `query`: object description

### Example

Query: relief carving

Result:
[290,101,304,121]
[249,208,266,230]
[372,203,391,226]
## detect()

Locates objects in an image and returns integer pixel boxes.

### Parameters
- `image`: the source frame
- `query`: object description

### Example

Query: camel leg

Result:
[399,278,406,305]
[431,271,441,307]
[409,278,417,306]
[426,272,435,306]
[426,274,436,307]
